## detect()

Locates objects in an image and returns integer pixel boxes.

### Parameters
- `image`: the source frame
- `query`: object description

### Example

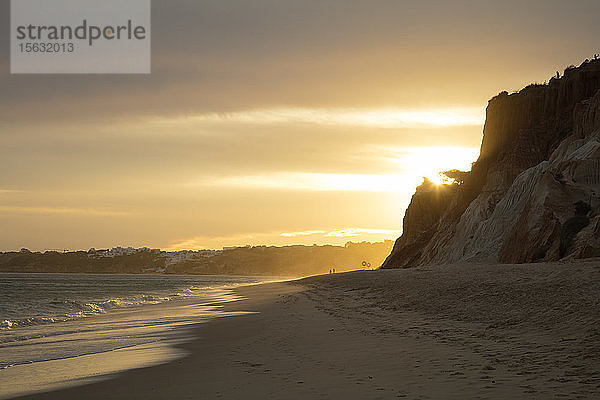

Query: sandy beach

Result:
[5,2,600,399]
[9,260,600,399]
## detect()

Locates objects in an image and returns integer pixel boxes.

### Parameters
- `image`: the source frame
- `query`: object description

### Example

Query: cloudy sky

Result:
[1,0,600,251]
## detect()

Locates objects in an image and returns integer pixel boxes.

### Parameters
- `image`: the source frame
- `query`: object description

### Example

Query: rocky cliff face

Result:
[382,60,600,268]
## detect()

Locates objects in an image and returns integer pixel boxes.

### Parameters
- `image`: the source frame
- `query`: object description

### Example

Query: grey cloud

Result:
[2,0,600,124]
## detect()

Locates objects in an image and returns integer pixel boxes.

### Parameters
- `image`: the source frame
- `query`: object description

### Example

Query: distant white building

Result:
[88,246,159,258]
[87,246,210,260]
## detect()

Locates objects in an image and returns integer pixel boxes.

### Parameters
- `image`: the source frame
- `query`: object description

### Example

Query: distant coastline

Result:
[0,241,393,277]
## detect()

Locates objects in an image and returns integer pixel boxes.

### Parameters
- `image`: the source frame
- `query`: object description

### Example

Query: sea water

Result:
[0,273,276,398]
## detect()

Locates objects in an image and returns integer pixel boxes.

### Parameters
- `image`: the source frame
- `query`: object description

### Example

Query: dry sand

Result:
[11,260,600,399]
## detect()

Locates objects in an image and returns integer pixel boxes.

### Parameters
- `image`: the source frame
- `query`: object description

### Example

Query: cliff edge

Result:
[382,59,600,268]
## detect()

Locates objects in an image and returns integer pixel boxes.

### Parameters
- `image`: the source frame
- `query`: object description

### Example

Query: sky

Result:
[2,0,600,251]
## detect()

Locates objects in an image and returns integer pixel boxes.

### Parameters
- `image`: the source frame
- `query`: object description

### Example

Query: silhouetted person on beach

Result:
[556,71,560,79]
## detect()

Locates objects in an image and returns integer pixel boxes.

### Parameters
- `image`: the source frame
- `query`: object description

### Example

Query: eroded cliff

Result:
[382,60,600,268]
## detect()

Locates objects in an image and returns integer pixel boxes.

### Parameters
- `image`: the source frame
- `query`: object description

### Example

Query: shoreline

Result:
[6,261,600,399]
[4,281,304,400]
[0,279,261,399]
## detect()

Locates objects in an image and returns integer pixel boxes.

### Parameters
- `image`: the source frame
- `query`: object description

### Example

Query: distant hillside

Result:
[383,59,600,268]
[0,241,393,276]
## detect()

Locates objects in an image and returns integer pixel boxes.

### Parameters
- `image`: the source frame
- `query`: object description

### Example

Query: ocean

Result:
[0,273,278,398]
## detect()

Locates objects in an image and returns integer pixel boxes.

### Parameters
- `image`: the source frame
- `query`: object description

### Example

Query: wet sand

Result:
[10,260,600,399]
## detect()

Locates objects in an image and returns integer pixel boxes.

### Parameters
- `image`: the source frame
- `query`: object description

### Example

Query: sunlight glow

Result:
[191,146,480,193]
[389,146,480,186]
[280,230,327,237]
[165,227,402,251]
[151,107,484,129]
[324,228,401,238]
[199,172,412,193]
[279,228,401,238]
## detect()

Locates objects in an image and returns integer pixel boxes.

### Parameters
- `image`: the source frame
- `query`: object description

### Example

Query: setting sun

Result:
[387,146,480,186]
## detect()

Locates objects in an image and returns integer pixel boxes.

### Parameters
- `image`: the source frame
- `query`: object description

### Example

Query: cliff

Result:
[382,59,600,268]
